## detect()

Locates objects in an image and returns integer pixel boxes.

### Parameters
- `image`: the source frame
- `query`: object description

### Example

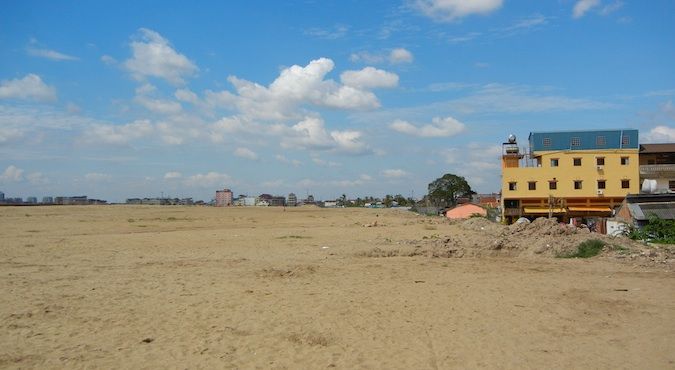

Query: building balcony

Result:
[640,164,675,177]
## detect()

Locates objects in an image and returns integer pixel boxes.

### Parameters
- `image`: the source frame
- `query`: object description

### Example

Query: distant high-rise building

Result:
[0,191,4,202]
[287,193,297,206]
[26,197,37,204]
[42,196,53,204]
[215,188,233,207]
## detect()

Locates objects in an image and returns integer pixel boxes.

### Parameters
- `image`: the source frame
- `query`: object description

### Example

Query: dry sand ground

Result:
[1,205,674,369]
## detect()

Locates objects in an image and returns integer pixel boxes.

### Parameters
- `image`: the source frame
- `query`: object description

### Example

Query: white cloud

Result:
[279,116,371,154]
[390,116,466,137]
[66,102,81,114]
[234,147,258,160]
[0,74,57,102]
[134,96,183,115]
[124,28,198,85]
[101,55,117,65]
[304,25,349,40]
[175,89,200,105]
[82,119,154,145]
[0,165,24,182]
[311,156,341,167]
[183,172,232,188]
[414,0,503,22]
[164,171,182,179]
[26,46,78,61]
[340,67,399,89]
[573,0,601,19]
[84,172,112,182]
[382,169,408,178]
[350,48,414,65]
[275,155,302,167]
[0,127,24,144]
[389,48,414,64]
[209,58,380,120]
[439,143,501,187]
[642,126,675,143]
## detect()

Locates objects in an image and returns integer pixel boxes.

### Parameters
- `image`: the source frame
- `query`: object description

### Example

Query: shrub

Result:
[628,214,675,244]
[558,239,605,258]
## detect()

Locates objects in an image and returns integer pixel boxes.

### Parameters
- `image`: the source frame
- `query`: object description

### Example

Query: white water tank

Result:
[641,179,657,193]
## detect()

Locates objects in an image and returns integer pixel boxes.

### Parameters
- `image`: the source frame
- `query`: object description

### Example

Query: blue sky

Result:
[1,0,674,202]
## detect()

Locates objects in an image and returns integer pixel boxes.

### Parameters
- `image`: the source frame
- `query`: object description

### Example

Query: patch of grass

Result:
[127,218,135,223]
[167,217,177,221]
[558,239,605,258]
[423,225,437,231]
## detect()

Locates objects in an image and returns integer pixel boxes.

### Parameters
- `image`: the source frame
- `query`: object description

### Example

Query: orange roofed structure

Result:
[445,203,487,219]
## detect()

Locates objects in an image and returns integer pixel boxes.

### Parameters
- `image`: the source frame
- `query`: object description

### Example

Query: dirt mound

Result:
[460,217,505,235]
[507,217,578,237]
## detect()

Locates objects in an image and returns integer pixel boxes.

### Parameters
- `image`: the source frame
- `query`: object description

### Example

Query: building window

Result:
[596,136,606,146]
[621,156,629,165]
[597,180,606,189]
[622,135,630,146]
[596,157,605,166]
[509,182,517,191]
[549,180,557,190]
[543,137,551,147]
[528,181,536,190]
[571,137,581,147]
[574,180,583,190]
[621,179,630,189]
[550,158,559,167]
[573,158,582,166]
[670,180,675,190]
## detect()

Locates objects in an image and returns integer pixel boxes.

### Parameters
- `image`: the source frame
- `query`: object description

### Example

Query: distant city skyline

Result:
[1,1,674,203]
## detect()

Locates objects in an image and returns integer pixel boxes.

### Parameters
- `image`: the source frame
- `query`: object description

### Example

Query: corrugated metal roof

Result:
[640,143,675,153]
[633,202,675,220]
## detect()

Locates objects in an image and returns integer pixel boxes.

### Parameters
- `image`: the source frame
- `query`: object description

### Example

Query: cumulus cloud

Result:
[234,147,258,160]
[413,0,503,22]
[573,0,601,18]
[642,126,675,143]
[340,67,399,89]
[82,119,154,145]
[0,74,57,102]
[208,58,380,120]
[350,48,414,65]
[134,96,183,115]
[183,172,232,187]
[164,171,182,179]
[279,116,371,154]
[0,165,24,182]
[390,116,466,137]
[124,28,198,85]
[389,48,414,64]
[382,169,408,178]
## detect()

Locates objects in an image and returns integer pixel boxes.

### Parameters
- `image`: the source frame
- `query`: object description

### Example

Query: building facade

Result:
[639,143,675,193]
[287,193,297,207]
[501,130,640,224]
[215,188,233,207]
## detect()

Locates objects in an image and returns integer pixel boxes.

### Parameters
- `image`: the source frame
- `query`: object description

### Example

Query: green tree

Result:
[427,173,475,207]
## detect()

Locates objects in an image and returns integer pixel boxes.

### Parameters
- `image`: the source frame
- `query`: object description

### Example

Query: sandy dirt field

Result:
[1,205,674,369]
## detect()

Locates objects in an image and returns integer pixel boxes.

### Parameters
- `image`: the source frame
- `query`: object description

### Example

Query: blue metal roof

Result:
[528,129,638,151]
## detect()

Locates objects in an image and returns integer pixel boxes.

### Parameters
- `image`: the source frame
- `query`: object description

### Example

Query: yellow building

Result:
[501,130,639,224]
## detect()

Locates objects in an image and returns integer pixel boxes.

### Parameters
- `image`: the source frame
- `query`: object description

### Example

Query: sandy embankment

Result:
[1,205,674,369]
